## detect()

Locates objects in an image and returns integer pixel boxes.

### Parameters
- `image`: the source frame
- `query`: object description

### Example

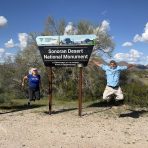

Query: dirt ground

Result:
[0,103,148,148]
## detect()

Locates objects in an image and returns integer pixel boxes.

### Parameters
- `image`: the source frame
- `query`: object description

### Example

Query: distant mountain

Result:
[117,61,148,70]
[136,64,148,70]
[117,61,129,66]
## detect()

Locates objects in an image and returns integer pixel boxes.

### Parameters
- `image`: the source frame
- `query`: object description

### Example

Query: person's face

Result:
[32,70,38,75]
[110,62,117,69]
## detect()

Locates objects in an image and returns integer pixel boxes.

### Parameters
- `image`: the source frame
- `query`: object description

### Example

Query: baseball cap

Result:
[32,68,37,71]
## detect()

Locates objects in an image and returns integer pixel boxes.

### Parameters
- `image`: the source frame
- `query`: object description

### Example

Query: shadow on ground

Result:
[119,109,148,118]
[87,100,119,108]
[80,101,114,116]
[44,108,77,115]
[0,104,45,114]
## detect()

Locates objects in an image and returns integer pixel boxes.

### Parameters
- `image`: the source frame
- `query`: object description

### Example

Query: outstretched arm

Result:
[22,76,28,87]
[92,60,102,67]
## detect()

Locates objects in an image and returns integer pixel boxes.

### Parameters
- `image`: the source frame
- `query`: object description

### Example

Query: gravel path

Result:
[0,105,148,148]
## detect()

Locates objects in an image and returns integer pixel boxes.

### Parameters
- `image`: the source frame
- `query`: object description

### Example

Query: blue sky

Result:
[0,0,148,64]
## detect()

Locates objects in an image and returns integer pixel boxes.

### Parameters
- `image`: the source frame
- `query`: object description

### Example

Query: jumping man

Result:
[93,60,133,105]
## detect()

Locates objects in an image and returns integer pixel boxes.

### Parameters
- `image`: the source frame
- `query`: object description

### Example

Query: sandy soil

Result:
[0,103,148,148]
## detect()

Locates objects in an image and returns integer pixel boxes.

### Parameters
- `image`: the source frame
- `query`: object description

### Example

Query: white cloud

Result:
[5,39,15,48]
[5,52,16,60]
[133,34,141,42]
[18,33,28,50]
[95,20,110,34]
[114,53,129,61]
[0,48,5,62]
[114,49,147,64]
[0,48,5,63]
[64,20,110,36]
[122,42,133,47]
[64,22,77,35]
[94,20,112,53]
[100,20,110,32]
[3,33,28,51]
[0,49,16,63]
[0,16,8,27]
[133,22,148,42]
[0,48,5,53]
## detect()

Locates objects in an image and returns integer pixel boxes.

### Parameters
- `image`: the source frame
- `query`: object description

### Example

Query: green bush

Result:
[0,93,12,104]
[123,81,148,106]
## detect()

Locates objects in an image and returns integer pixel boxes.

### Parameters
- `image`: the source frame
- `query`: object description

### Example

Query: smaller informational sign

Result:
[36,34,96,67]
[36,34,96,46]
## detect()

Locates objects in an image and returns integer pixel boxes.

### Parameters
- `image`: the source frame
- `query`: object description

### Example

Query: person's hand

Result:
[22,82,25,87]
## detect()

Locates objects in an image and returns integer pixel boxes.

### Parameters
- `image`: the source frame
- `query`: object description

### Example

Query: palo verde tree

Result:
[40,16,115,100]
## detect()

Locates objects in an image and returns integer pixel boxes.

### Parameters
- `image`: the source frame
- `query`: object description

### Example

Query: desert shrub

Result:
[123,81,148,106]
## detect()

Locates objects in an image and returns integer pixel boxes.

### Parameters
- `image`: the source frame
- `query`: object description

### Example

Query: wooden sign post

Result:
[36,35,96,116]
[78,64,83,116]
[48,67,52,115]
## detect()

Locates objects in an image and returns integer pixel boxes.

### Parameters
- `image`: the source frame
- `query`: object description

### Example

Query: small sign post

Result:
[47,67,52,115]
[77,64,83,116]
[36,35,96,116]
